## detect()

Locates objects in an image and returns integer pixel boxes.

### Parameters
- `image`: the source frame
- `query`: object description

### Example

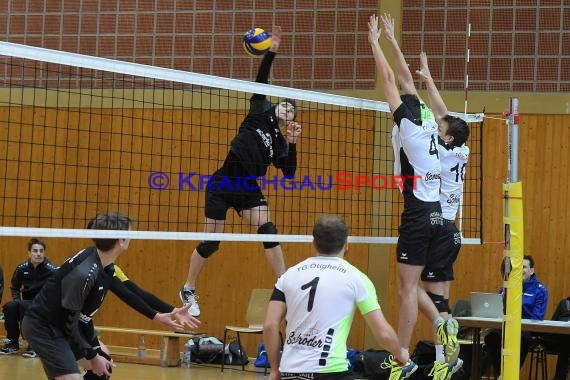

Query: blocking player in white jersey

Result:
[416,52,470,326]
[369,14,469,379]
[263,214,418,380]
[380,13,471,379]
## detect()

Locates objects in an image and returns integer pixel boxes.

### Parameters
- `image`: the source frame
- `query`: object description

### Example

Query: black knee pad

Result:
[258,222,279,249]
[196,240,220,258]
[427,291,449,313]
[441,298,451,314]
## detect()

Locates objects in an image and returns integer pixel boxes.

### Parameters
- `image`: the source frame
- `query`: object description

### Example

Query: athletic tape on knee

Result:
[196,240,220,258]
[257,222,279,249]
[426,291,449,313]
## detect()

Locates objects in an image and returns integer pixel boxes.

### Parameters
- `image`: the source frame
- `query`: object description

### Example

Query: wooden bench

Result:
[95,326,205,367]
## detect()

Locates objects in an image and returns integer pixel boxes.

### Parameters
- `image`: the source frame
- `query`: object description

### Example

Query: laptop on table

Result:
[470,292,503,318]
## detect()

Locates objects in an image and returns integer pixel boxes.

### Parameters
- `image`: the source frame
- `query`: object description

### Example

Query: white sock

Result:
[433,316,445,330]
[435,344,445,363]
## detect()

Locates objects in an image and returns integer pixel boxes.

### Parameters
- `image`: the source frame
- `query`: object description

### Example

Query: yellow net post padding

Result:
[501,181,524,378]
[502,97,523,379]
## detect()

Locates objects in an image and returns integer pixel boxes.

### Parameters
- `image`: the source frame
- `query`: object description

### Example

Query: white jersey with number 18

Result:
[438,138,470,220]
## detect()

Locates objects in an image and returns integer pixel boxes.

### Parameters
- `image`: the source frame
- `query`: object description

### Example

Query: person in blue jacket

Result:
[484,255,548,376]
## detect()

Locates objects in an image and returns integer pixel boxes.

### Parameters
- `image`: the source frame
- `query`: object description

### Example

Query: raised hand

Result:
[286,121,302,144]
[368,14,381,44]
[415,52,432,81]
[270,25,282,52]
[380,13,395,42]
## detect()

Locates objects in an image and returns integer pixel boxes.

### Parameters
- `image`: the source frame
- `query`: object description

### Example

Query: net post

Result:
[501,97,523,380]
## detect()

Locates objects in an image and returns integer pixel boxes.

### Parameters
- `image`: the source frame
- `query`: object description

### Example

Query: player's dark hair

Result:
[27,238,46,251]
[281,98,297,110]
[400,94,422,123]
[443,115,470,147]
[89,211,132,252]
[312,214,348,255]
[524,255,535,268]
[281,97,297,120]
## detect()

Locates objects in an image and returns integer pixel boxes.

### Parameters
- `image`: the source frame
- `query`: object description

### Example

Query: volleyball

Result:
[242,28,272,56]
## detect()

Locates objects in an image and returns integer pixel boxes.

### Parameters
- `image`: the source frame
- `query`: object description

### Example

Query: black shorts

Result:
[396,200,443,266]
[204,169,268,220]
[281,371,352,380]
[422,220,462,282]
[21,316,81,378]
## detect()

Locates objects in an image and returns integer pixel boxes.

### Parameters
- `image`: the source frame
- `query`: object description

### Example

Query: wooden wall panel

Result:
[1,112,569,358]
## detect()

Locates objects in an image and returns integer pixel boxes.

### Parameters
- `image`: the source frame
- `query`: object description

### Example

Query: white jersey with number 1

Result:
[275,256,380,374]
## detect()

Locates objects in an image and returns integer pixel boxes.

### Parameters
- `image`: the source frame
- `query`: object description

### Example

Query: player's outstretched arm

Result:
[255,25,282,84]
[381,13,417,96]
[416,52,448,121]
[368,14,402,113]
[251,26,282,111]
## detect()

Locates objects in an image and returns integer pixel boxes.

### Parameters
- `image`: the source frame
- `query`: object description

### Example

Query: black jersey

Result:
[228,51,296,177]
[26,247,115,360]
[109,265,173,320]
[10,258,58,300]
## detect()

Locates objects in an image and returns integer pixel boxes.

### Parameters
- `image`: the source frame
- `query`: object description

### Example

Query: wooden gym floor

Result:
[1,355,268,380]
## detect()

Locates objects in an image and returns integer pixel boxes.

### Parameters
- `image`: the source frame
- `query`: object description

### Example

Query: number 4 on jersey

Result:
[429,135,439,159]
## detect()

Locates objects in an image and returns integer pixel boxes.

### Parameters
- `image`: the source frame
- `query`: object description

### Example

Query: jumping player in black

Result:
[180,26,302,317]
[22,212,132,380]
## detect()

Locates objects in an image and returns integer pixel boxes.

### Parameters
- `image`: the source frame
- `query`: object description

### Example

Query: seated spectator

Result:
[484,255,548,376]
[0,238,57,357]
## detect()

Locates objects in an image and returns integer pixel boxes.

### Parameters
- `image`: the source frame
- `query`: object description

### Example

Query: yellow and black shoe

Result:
[436,318,460,363]
[379,355,419,380]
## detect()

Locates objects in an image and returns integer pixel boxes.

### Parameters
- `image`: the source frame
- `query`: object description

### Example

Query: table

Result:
[455,317,570,379]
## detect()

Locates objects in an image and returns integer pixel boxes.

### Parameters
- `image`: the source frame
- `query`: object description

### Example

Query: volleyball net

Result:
[0,41,484,243]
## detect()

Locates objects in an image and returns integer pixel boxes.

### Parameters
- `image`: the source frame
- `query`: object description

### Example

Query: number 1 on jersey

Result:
[301,277,320,312]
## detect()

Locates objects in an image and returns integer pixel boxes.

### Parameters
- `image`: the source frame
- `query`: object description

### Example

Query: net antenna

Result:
[0,41,484,244]
[458,3,472,238]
